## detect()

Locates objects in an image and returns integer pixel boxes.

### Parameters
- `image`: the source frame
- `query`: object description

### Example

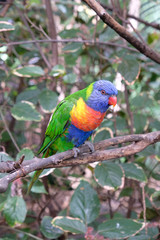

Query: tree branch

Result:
[45,0,58,66]
[127,14,160,31]
[101,3,160,31]
[1,38,138,52]
[0,109,20,152]
[15,6,52,70]
[0,131,159,193]
[0,0,14,17]
[82,0,160,64]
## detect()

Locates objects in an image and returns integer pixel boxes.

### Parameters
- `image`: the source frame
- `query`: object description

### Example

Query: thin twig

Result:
[141,182,147,234]
[0,226,42,240]
[0,38,138,52]
[13,154,25,169]
[0,109,20,152]
[45,0,58,66]
[124,84,134,135]
[0,0,14,17]
[25,15,50,40]
[115,11,146,45]
[127,19,146,45]
[102,3,160,31]
[15,6,52,70]
[82,0,160,64]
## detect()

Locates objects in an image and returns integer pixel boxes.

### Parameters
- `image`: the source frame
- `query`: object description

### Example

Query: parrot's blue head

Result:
[86,80,118,113]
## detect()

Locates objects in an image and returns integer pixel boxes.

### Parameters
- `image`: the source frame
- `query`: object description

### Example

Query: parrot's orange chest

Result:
[70,98,106,132]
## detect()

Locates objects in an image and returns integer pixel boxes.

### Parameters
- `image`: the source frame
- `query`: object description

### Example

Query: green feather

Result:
[27,169,43,194]
[27,86,88,193]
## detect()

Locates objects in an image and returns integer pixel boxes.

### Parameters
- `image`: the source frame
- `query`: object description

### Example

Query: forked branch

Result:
[0,131,159,193]
[82,0,160,64]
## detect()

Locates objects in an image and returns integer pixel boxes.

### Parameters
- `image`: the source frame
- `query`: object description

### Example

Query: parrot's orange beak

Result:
[108,95,117,107]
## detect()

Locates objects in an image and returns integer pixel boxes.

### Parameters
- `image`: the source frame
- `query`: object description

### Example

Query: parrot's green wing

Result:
[27,89,87,194]
[27,98,76,194]
[38,99,74,155]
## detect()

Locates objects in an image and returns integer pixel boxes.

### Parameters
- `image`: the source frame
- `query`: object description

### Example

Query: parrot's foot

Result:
[84,141,95,153]
[73,147,80,158]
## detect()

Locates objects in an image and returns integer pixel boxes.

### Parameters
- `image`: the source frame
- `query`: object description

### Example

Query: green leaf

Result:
[77,9,90,23]
[13,65,44,77]
[94,20,105,33]
[118,56,140,83]
[98,219,145,239]
[94,162,124,190]
[151,105,160,121]
[29,0,41,4]
[93,129,111,142]
[99,27,117,41]
[0,46,7,53]
[130,93,153,109]
[134,113,147,133]
[70,180,100,224]
[147,32,159,44]
[128,227,159,240]
[0,187,10,211]
[0,235,18,240]
[64,53,79,67]
[62,42,82,53]
[31,180,48,194]
[40,216,63,239]
[39,168,55,178]
[11,101,42,121]
[63,73,76,84]
[0,152,14,162]
[145,156,160,172]
[0,20,14,32]
[82,74,94,84]
[0,69,7,80]
[59,29,80,39]
[39,89,58,112]
[151,191,160,209]
[121,163,147,182]
[49,64,66,77]
[16,148,34,161]
[116,116,128,131]
[145,157,160,180]
[138,145,156,157]
[155,91,160,101]
[16,88,40,104]
[150,120,160,130]
[52,216,86,234]
[119,187,133,198]
[3,196,27,226]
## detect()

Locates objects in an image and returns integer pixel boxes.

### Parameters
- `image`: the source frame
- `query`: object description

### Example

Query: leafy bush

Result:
[0,0,160,239]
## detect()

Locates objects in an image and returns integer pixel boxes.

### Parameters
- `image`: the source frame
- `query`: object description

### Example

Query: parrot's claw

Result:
[73,147,80,158]
[84,141,95,153]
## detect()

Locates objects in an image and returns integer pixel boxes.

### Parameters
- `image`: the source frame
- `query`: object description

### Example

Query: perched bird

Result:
[28,80,118,192]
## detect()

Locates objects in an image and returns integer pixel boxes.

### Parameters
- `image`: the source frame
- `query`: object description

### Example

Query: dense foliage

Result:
[0,0,160,239]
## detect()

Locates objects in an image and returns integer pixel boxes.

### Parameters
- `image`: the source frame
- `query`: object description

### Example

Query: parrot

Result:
[28,80,118,192]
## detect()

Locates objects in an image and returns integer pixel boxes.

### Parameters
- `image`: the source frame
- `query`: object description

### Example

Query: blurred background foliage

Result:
[0,0,160,239]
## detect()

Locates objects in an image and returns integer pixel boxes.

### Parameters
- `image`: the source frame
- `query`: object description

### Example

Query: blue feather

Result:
[87,80,118,113]
[67,124,93,147]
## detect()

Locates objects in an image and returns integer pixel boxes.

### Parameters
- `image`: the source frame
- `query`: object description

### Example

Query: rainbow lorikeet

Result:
[28,80,118,192]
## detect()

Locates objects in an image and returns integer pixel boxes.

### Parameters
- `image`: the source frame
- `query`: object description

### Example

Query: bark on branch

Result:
[101,3,160,31]
[0,131,159,193]
[1,39,138,52]
[82,0,160,64]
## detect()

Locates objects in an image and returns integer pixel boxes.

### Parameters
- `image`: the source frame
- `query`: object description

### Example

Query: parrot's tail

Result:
[27,149,50,194]
[27,169,43,194]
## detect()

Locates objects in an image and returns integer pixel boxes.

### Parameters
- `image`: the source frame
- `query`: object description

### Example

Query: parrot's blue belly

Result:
[66,124,93,147]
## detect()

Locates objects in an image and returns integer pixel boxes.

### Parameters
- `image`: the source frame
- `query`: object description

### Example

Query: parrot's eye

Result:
[101,90,106,95]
